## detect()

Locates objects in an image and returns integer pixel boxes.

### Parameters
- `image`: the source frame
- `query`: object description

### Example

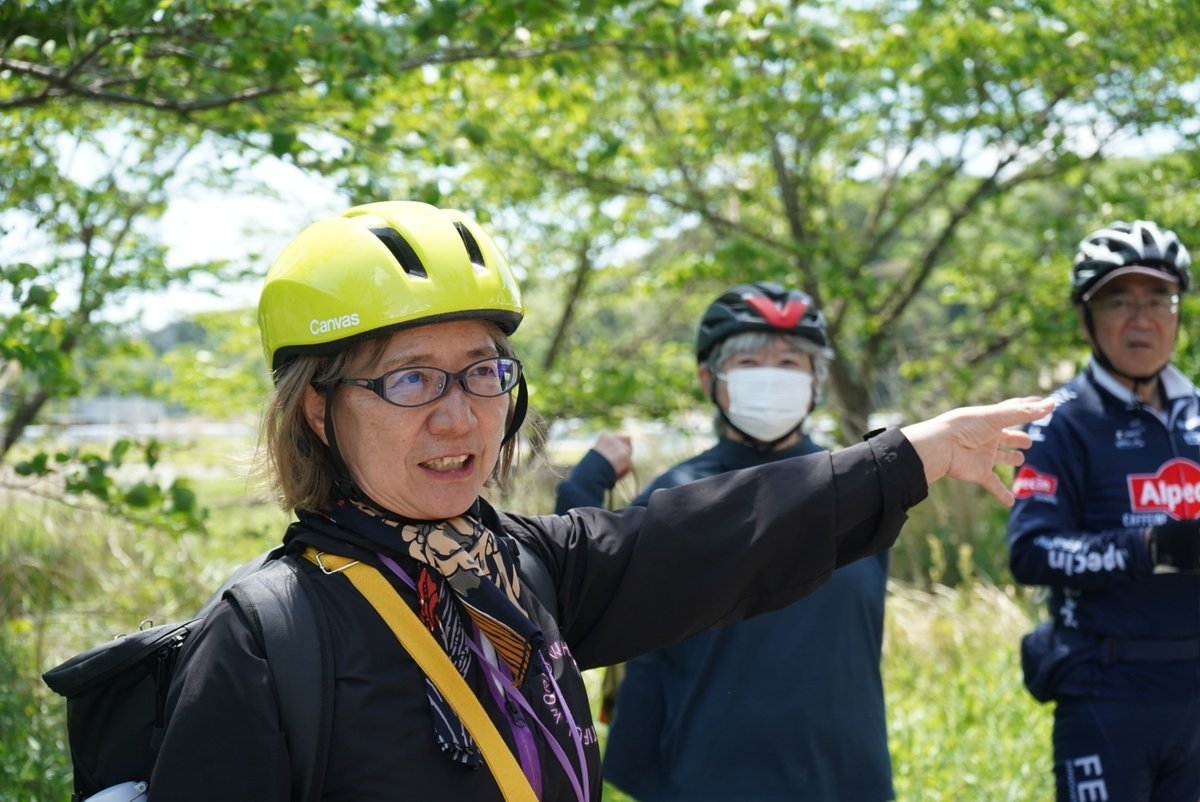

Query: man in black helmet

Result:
[555,282,894,801]
[1008,220,1200,801]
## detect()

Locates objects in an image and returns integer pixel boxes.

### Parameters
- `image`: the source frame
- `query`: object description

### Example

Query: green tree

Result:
[0,0,656,523]
[360,0,1200,437]
[5,0,1200,527]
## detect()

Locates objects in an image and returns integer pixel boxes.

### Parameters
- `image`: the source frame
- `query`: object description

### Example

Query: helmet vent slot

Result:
[454,222,487,271]
[369,227,427,277]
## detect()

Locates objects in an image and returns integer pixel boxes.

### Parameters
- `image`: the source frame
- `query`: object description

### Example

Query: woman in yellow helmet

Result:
[149,200,1051,801]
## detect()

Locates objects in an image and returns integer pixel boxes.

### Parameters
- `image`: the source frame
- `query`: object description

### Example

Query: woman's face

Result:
[302,319,511,520]
[699,335,815,409]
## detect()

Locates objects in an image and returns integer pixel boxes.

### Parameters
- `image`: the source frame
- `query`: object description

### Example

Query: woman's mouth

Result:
[421,454,473,473]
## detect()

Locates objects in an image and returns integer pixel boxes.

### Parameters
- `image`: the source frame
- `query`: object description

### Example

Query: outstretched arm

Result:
[519,398,1052,667]
[901,396,1055,506]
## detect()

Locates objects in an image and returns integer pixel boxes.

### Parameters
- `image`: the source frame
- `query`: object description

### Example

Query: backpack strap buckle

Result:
[305,547,360,575]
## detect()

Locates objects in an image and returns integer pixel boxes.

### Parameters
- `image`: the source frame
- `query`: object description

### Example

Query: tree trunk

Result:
[827,359,873,444]
[2,389,51,462]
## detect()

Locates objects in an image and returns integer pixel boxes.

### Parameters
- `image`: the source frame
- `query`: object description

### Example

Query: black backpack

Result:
[42,548,333,802]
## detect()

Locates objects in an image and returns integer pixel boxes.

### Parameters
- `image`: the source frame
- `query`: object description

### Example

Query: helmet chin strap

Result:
[322,383,367,503]
[502,374,528,446]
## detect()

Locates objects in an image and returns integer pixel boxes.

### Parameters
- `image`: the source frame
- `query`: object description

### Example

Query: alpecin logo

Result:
[1127,458,1200,520]
[1013,466,1058,499]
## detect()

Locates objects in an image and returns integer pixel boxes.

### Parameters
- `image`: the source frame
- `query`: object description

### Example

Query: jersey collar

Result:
[1089,358,1196,405]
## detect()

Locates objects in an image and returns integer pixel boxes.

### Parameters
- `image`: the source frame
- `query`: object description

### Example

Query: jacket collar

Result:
[712,433,824,471]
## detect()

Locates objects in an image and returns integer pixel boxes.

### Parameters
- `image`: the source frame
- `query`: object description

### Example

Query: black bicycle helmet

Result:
[695,282,828,363]
[1070,219,1192,304]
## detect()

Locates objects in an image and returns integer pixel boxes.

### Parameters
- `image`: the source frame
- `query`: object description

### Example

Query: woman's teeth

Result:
[425,455,469,471]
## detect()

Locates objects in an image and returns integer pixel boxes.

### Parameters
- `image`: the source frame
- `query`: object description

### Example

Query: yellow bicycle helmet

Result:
[258,201,523,373]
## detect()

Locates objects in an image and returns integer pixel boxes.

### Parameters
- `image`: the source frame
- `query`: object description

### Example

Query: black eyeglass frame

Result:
[334,356,523,408]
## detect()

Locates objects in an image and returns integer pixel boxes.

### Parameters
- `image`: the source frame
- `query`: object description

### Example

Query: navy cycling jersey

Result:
[556,435,893,802]
[1007,360,1200,702]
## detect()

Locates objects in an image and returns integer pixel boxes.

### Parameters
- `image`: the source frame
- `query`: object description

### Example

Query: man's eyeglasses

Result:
[1089,294,1180,320]
[338,357,522,408]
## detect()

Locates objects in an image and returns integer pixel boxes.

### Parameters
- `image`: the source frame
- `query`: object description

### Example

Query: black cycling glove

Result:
[1147,519,1200,573]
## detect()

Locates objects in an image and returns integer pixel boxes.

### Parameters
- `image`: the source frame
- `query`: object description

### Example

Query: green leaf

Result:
[122,481,161,509]
[13,454,51,477]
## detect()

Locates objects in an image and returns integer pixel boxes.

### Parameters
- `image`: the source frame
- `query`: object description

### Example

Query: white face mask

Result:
[719,367,813,443]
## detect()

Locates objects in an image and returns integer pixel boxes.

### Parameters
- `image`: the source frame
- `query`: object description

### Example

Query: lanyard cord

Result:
[476,637,543,800]
[475,647,589,802]
[378,553,590,802]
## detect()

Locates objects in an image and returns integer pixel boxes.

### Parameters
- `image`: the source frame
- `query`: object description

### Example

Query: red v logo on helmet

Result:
[746,295,808,328]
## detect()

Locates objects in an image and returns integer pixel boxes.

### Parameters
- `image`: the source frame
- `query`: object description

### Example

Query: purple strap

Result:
[477,639,544,800]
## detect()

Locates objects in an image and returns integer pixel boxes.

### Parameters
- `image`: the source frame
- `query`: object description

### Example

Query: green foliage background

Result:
[4,0,1200,799]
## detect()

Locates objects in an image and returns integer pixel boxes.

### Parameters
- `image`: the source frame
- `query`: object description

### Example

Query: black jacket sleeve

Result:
[507,427,926,668]
[553,448,619,514]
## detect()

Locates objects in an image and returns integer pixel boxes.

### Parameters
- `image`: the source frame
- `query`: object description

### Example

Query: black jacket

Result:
[148,428,925,801]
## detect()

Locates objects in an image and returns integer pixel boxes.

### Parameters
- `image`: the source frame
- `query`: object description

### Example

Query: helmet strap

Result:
[321,383,364,501]
[502,374,528,446]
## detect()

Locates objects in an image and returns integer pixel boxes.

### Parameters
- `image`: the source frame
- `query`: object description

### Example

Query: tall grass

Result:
[2,500,103,802]
[885,582,1053,800]
[0,434,288,802]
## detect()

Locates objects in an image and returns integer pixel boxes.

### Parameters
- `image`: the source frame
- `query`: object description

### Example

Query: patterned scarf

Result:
[330,498,543,766]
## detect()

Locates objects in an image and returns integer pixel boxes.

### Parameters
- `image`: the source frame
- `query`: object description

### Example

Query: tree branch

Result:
[0,38,689,112]
[541,239,593,371]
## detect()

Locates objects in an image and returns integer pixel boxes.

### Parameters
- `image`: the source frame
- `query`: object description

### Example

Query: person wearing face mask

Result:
[554,282,895,801]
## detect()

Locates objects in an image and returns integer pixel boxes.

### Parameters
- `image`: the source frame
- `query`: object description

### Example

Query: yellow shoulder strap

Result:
[302,547,538,802]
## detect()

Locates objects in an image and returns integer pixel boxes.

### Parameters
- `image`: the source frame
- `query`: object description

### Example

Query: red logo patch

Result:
[1013,466,1058,499]
[1127,458,1200,520]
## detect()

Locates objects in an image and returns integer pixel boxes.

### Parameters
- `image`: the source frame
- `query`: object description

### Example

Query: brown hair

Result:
[257,323,521,514]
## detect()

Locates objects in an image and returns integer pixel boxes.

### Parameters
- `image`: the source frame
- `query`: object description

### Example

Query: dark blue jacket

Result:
[556,435,894,802]
[1007,361,1200,702]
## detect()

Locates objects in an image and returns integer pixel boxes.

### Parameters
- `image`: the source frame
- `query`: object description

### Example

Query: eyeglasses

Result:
[1089,294,1180,320]
[337,357,522,408]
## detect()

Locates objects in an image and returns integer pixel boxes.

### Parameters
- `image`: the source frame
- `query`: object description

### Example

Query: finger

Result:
[989,397,1055,428]
[998,428,1033,449]
[982,472,1015,506]
[993,448,1027,467]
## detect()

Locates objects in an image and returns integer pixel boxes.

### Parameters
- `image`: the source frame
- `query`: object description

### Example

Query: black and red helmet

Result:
[695,282,828,363]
